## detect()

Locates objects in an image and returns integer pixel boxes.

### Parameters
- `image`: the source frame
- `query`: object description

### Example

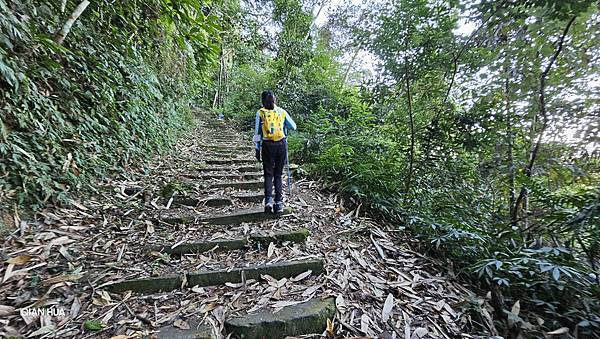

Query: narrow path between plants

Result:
[1,113,489,338]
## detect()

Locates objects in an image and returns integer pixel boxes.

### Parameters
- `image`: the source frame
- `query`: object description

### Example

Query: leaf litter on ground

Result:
[0,117,492,338]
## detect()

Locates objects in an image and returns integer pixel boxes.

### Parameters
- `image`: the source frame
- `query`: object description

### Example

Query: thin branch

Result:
[442,0,507,105]
[61,0,68,13]
[54,0,90,45]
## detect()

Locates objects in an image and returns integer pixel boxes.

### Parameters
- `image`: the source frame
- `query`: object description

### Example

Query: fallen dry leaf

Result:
[6,255,33,265]
[547,327,570,335]
[381,293,394,322]
[43,274,83,285]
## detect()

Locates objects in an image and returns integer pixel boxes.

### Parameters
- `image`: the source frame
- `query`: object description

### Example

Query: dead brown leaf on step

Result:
[6,255,33,265]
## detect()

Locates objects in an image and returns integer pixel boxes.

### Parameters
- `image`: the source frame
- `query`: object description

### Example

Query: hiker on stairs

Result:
[253,90,297,214]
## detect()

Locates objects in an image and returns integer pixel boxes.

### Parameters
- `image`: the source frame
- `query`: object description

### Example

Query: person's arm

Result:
[284,111,297,131]
[253,111,262,150]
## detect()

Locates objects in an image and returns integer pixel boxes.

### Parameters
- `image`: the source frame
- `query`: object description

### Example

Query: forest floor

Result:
[1,114,495,338]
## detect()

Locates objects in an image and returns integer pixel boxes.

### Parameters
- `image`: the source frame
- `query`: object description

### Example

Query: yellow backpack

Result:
[259,107,286,141]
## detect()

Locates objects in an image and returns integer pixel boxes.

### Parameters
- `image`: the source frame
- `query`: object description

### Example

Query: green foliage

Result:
[0,0,220,208]
[218,0,599,335]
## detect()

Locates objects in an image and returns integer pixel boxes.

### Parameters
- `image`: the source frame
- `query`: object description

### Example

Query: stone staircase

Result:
[103,118,335,338]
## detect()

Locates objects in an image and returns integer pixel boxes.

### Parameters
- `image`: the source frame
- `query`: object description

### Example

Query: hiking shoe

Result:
[264,198,274,214]
[274,201,284,214]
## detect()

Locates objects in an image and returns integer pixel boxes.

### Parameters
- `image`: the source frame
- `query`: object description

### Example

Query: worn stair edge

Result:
[151,239,247,255]
[209,181,263,190]
[159,208,292,226]
[150,229,309,255]
[161,197,232,207]
[191,174,244,180]
[251,229,310,245]
[157,318,217,339]
[205,159,256,165]
[196,165,261,173]
[199,145,254,151]
[163,196,200,207]
[224,297,335,339]
[242,172,263,180]
[104,259,322,294]
[185,173,261,181]
[204,197,234,207]
[187,259,324,287]
[232,192,263,203]
[198,207,292,225]
[105,274,183,293]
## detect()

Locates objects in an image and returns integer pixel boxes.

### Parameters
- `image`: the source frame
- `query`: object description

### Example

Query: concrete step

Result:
[186,172,262,181]
[162,196,200,207]
[122,192,232,207]
[197,207,292,225]
[232,192,263,203]
[157,297,335,339]
[251,229,310,245]
[187,259,324,287]
[152,238,247,255]
[209,180,263,190]
[196,165,261,173]
[205,158,256,165]
[157,318,217,339]
[160,207,292,225]
[199,144,254,152]
[225,297,336,339]
[105,274,183,294]
[105,259,324,293]
[150,229,309,255]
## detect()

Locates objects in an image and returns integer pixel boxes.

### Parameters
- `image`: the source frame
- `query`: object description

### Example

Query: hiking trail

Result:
[1,113,481,338]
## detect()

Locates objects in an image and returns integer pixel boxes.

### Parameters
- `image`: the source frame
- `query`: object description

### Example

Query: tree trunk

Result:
[304,0,326,41]
[341,43,362,86]
[404,57,415,204]
[213,48,224,109]
[512,16,576,224]
[504,62,516,225]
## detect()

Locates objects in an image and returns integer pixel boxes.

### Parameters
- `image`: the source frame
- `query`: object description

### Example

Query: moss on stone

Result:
[250,229,310,245]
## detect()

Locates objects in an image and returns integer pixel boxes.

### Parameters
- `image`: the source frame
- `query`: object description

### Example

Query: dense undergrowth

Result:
[219,0,600,336]
[0,0,219,213]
